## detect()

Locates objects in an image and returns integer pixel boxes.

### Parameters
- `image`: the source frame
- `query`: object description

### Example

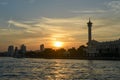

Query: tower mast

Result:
[87,18,92,43]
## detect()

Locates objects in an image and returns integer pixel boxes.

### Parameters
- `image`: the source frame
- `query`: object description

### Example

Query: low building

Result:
[87,39,120,57]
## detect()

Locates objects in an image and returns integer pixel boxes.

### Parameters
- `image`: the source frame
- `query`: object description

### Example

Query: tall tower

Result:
[87,18,92,43]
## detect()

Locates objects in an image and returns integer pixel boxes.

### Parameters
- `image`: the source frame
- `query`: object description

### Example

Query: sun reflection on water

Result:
[45,60,72,80]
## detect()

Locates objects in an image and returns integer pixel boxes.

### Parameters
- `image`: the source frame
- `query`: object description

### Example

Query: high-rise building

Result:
[8,45,14,56]
[40,44,44,51]
[20,44,26,54]
[14,47,19,57]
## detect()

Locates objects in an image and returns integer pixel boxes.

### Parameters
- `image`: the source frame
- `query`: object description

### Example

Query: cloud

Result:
[0,28,8,31]
[6,17,88,45]
[39,17,87,28]
[72,10,107,14]
[107,1,120,12]
[7,17,120,42]
[4,16,120,50]
[37,17,89,43]
[16,17,116,42]
[108,1,120,9]
[8,19,44,33]
[8,20,31,29]
[38,17,82,25]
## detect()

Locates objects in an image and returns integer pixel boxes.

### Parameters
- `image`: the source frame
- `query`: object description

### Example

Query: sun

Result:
[54,41,63,48]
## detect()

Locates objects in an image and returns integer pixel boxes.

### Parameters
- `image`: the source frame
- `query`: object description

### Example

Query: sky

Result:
[0,0,120,51]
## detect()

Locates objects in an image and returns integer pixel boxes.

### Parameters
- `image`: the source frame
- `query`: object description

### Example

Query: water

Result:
[0,57,120,80]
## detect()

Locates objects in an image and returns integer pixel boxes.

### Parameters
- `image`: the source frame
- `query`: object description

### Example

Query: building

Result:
[87,19,120,57]
[14,46,19,57]
[7,45,14,56]
[13,45,26,58]
[7,44,27,57]
[40,44,44,51]
[20,44,26,54]
[14,44,26,58]
[87,18,92,43]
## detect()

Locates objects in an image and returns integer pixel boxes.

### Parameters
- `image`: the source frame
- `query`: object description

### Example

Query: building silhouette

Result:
[13,46,18,57]
[7,45,14,56]
[15,44,26,58]
[87,19,120,57]
[8,44,27,58]
[20,44,26,54]
[87,18,92,43]
[40,44,44,51]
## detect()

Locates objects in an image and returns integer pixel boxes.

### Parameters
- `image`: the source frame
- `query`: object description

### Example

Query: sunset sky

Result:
[0,0,120,51]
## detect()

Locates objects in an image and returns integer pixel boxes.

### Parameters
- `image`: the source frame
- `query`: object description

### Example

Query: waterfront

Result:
[0,57,120,80]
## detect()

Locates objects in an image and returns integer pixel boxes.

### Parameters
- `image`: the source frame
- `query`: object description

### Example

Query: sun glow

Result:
[54,41,63,48]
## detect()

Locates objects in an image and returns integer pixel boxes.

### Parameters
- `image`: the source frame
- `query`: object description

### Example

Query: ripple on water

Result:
[0,58,120,80]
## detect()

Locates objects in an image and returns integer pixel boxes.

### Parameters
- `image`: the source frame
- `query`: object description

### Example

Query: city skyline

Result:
[0,0,120,51]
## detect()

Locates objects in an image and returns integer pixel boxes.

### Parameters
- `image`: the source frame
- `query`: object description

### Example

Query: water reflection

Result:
[45,59,91,80]
[88,60,95,80]
[0,58,120,80]
[46,60,70,80]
